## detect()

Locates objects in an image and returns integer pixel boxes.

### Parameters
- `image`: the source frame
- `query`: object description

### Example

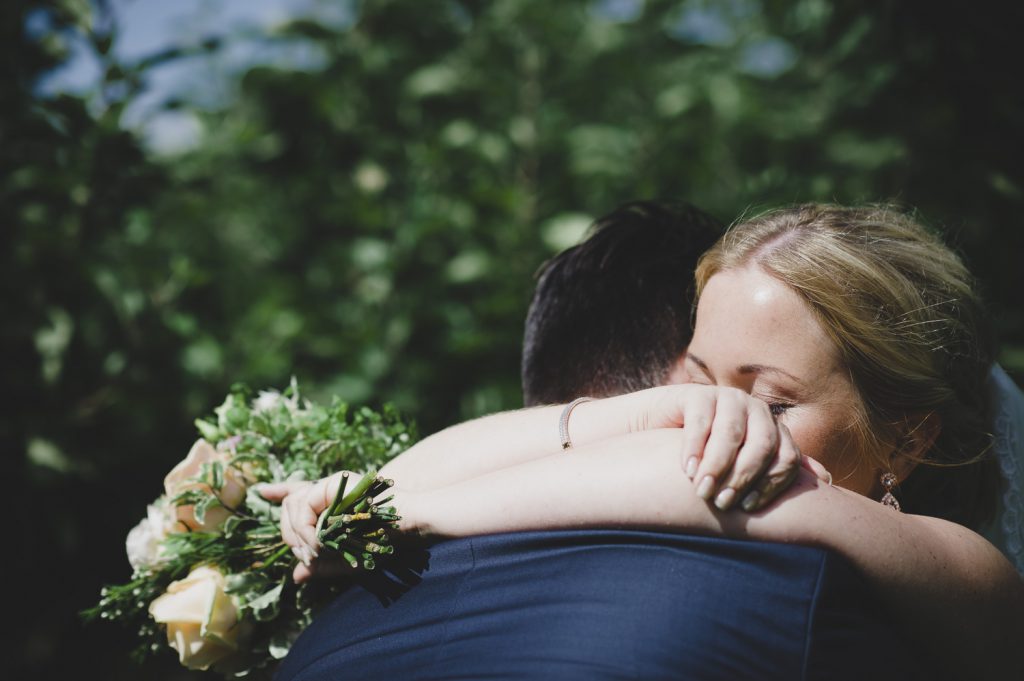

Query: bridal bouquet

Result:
[83,381,415,677]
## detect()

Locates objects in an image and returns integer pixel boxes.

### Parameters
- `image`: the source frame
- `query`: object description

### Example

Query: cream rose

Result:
[164,439,249,532]
[149,565,242,670]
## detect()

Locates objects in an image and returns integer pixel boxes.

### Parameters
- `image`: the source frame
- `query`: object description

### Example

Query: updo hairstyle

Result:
[695,204,997,528]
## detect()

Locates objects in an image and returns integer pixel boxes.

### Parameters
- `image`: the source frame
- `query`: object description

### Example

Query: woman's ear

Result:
[891,412,941,483]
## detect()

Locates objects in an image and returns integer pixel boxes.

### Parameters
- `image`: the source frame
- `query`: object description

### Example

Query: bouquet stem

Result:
[316,471,400,571]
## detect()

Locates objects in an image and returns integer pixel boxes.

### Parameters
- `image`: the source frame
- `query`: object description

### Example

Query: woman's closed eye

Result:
[754,386,799,418]
[757,391,796,417]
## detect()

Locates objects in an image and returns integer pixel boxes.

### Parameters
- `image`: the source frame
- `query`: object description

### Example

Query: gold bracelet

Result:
[558,397,594,450]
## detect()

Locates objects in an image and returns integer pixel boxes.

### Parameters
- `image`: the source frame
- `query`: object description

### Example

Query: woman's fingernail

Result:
[741,490,761,512]
[825,471,833,486]
[697,475,716,500]
[299,546,312,566]
[714,487,736,510]
[685,456,699,479]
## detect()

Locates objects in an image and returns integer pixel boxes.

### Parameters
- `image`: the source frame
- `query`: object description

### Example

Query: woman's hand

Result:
[589,385,830,511]
[259,473,351,583]
[260,474,420,583]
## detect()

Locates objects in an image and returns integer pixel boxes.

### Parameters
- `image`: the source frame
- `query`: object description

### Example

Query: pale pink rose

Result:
[149,565,242,670]
[164,439,249,532]
[125,497,183,571]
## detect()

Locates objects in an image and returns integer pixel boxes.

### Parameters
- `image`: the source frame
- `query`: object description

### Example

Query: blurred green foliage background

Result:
[5,0,1023,678]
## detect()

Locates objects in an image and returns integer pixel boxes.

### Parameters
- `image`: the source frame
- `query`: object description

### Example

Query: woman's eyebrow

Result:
[739,363,805,386]
[685,352,712,377]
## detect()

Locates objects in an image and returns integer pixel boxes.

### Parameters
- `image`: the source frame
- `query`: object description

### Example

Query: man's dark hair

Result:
[521,200,723,406]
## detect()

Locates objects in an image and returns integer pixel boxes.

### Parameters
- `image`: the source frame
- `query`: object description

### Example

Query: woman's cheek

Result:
[792,414,875,496]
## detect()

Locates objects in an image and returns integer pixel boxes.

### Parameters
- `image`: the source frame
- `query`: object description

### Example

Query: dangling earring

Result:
[880,472,901,511]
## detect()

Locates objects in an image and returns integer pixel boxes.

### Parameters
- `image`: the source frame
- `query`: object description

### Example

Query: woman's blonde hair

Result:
[695,204,997,528]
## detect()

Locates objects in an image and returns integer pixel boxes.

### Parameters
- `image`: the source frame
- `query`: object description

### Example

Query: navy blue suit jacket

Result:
[276,530,931,680]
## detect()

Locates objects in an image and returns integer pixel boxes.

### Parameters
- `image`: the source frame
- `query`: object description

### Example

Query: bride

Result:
[265,204,1024,678]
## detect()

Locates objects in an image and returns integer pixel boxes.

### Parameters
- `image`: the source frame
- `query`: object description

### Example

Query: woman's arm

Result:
[749,479,1024,681]
[270,427,1022,676]
[395,428,1023,680]
[260,385,817,568]
[379,384,805,508]
[397,430,726,536]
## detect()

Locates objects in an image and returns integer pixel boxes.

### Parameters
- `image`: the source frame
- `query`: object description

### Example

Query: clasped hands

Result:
[621,384,830,511]
[259,384,831,583]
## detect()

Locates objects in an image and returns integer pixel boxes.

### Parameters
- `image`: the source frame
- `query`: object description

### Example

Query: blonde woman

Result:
[267,205,1024,678]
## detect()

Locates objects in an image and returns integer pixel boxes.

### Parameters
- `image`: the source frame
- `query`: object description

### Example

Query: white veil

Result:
[987,364,1024,573]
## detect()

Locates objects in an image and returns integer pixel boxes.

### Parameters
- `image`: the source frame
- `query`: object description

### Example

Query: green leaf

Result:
[222,514,244,538]
[192,494,221,526]
[215,394,250,433]
[245,485,280,522]
[169,488,207,506]
[225,571,269,595]
[199,459,224,491]
[247,579,284,622]
[268,628,299,659]
[194,418,221,442]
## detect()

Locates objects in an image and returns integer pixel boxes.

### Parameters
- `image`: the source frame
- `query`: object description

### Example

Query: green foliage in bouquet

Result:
[83,381,416,677]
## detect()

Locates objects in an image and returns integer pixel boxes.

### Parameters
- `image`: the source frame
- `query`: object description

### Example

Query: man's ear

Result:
[891,412,941,483]
[664,352,690,385]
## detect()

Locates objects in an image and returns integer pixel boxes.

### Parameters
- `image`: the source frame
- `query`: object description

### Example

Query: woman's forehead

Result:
[692,267,840,376]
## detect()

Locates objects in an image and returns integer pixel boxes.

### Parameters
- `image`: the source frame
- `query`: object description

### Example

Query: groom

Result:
[276,201,927,680]
[521,200,718,405]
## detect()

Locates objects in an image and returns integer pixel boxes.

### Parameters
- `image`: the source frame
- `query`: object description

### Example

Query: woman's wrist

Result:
[391,486,435,539]
[560,389,655,449]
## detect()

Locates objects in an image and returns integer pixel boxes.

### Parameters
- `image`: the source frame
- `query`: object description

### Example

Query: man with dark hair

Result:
[522,200,722,405]
[277,201,926,681]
